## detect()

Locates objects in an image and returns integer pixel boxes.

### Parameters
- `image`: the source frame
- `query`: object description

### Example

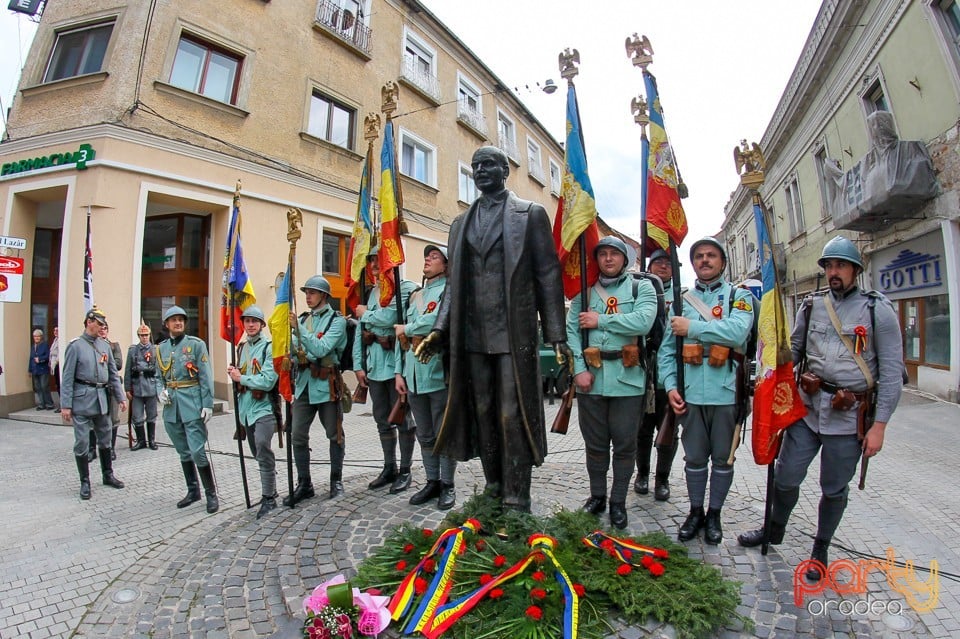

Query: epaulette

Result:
[299,311,311,320]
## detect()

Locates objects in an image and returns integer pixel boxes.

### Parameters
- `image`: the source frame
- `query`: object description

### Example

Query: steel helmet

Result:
[423,244,448,261]
[594,236,630,262]
[366,247,379,259]
[162,305,187,323]
[648,248,673,266]
[300,275,331,295]
[240,305,265,323]
[689,237,727,265]
[818,235,863,270]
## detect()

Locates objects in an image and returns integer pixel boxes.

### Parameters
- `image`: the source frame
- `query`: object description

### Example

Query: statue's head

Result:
[471,146,509,194]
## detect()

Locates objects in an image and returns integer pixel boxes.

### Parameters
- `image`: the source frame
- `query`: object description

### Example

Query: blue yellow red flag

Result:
[377,120,405,307]
[642,72,688,253]
[220,190,257,345]
[751,199,806,464]
[345,144,375,312]
[267,265,293,402]
[551,82,600,299]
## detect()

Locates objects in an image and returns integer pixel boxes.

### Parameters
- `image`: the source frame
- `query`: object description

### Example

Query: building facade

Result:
[722,0,960,402]
[0,0,566,413]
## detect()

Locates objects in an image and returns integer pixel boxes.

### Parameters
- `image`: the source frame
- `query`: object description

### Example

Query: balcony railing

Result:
[315,0,371,56]
[497,134,519,164]
[457,100,487,136]
[400,57,441,103]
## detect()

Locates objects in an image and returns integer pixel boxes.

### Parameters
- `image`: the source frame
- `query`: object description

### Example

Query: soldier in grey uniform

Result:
[100,322,124,460]
[156,306,218,514]
[60,307,127,500]
[125,323,159,450]
[738,236,903,581]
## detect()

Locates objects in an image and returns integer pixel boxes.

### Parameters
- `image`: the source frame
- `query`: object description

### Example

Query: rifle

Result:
[284,207,303,507]
[352,269,369,404]
[550,358,575,435]
[857,388,877,490]
[654,408,675,448]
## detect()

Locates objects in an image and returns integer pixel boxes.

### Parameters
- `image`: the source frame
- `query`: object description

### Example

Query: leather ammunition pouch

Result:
[376,335,396,351]
[251,389,266,400]
[388,395,409,425]
[799,372,821,395]
[830,388,857,411]
[308,361,335,380]
[707,344,731,367]
[583,347,602,368]
[361,330,376,346]
[398,333,410,351]
[682,343,704,365]
[621,344,640,368]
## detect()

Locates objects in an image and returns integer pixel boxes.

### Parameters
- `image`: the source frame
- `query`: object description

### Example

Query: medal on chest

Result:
[712,293,724,318]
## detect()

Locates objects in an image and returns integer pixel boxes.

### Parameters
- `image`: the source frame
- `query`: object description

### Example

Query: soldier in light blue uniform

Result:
[394,244,457,510]
[60,307,126,500]
[125,323,159,451]
[567,237,658,529]
[227,305,279,519]
[738,237,903,581]
[286,275,347,504]
[155,305,218,514]
[353,251,418,493]
[658,237,754,544]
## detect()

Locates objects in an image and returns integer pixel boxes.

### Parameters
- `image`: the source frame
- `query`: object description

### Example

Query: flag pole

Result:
[283,208,303,507]
[381,88,406,339]
[627,34,653,267]
[227,183,252,510]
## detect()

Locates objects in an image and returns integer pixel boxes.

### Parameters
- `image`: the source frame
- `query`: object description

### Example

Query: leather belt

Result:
[599,350,623,361]
[75,379,107,388]
[166,380,199,389]
[818,379,867,400]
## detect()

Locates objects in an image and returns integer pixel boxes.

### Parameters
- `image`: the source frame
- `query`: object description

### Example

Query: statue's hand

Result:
[554,341,573,368]
[415,330,443,364]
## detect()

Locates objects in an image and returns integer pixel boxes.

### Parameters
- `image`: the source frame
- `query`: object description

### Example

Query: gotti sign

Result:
[877,249,942,294]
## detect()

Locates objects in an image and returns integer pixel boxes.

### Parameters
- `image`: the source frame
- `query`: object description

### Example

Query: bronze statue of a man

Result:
[417,146,569,512]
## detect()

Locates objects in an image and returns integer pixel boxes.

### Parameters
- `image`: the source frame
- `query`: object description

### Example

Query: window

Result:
[497,110,518,162]
[527,138,544,182]
[170,35,242,104]
[784,177,804,237]
[864,80,889,113]
[458,163,478,203]
[456,73,485,134]
[401,30,440,101]
[314,0,371,54]
[308,92,355,149]
[43,22,113,82]
[813,146,833,220]
[901,294,951,369]
[549,159,561,195]
[399,129,436,186]
[322,233,342,276]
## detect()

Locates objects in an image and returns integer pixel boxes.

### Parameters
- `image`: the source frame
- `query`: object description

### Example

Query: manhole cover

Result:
[111,588,140,604]
[882,613,914,632]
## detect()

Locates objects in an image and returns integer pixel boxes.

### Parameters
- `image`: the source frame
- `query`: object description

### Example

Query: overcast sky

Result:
[1,2,822,281]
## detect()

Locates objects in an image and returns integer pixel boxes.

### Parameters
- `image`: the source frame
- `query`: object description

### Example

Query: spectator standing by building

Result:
[29,328,55,410]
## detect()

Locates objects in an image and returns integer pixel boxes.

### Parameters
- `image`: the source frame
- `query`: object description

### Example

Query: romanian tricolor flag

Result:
[552,82,600,299]
[751,199,806,465]
[267,266,293,402]
[377,119,405,308]
[642,72,688,253]
[345,144,375,313]
[220,189,256,345]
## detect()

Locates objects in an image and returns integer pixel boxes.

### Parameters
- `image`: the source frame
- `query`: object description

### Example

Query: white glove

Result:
[158,389,170,406]
[201,407,213,425]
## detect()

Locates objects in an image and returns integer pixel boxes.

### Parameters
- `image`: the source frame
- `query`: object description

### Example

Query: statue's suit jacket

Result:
[433,191,566,465]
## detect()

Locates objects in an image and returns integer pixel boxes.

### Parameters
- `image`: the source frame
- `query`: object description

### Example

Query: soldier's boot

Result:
[390,466,412,494]
[76,455,92,500]
[806,538,830,582]
[257,494,278,520]
[391,430,415,494]
[132,425,148,450]
[197,464,219,514]
[177,461,202,508]
[111,427,119,460]
[609,502,628,530]
[368,463,397,490]
[653,473,671,501]
[409,480,442,506]
[678,506,706,541]
[88,430,98,462]
[283,478,316,506]
[635,447,652,495]
[147,422,159,450]
[704,508,723,545]
[653,439,678,501]
[99,449,125,489]
[437,482,456,511]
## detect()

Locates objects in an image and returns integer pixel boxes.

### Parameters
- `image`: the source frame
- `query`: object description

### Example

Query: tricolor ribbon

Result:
[423,534,579,639]
[582,531,668,577]
[854,325,867,355]
[605,297,619,314]
[388,519,481,635]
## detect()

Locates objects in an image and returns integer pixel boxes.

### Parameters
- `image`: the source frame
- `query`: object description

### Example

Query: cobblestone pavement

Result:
[0,389,956,639]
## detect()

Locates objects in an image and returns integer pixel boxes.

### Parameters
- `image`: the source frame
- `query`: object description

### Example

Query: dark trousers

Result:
[33,373,54,408]
[578,394,642,503]
[466,353,533,511]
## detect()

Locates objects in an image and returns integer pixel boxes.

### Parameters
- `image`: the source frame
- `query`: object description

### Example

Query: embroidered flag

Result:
[267,265,293,402]
[345,143,375,313]
[752,198,806,464]
[220,186,257,345]
[552,82,600,299]
[643,72,688,253]
[377,120,406,308]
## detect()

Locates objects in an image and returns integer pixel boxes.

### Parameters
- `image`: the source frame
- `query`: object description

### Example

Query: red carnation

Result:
[532,570,546,582]
[654,548,669,559]
[622,549,633,560]
[532,552,546,564]
[616,564,632,576]
[475,539,487,551]
[641,555,653,568]
[414,577,428,595]
[479,573,494,585]
[396,560,407,571]
[529,587,547,601]
[458,544,467,555]
[403,543,414,554]
[422,528,434,538]
[488,588,504,599]
[493,555,507,567]
[365,587,382,596]
[600,539,615,551]
[573,583,586,597]
[649,562,666,577]
[525,605,543,621]
[424,559,436,573]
